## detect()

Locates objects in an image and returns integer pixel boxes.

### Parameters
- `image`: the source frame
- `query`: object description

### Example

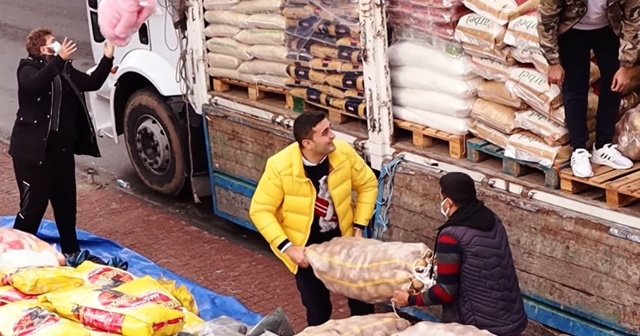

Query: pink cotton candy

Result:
[97,0,157,46]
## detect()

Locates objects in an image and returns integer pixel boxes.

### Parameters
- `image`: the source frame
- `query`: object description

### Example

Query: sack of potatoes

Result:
[304,237,435,303]
[295,313,411,336]
[391,321,496,336]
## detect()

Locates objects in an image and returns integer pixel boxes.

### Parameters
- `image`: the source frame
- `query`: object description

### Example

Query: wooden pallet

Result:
[287,95,366,125]
[394,119,467,159]
[560,162,640,207]
[212,77,290,102]
[466,138,567,189]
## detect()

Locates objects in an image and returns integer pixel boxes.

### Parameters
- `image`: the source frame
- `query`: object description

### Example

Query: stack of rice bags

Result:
[204,0,290,88]
[282,0,366,117]
[387,0,470,43]
[454,1,600,169]
[386,0,482,137]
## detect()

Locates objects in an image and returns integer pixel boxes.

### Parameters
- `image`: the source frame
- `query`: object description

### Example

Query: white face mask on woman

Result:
[440,198,451,218]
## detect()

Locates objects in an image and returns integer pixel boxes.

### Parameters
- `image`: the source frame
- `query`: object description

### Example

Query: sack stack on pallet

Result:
[387,0,479,139]
[204,0,290,88]
[282,0,366,119]
[456,0,640,169]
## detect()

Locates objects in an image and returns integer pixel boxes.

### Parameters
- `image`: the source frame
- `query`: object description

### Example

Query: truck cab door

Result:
[84,0,153,143]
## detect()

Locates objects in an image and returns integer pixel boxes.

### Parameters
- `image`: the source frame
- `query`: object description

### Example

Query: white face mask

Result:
[45,41,62,55]
[440,198,450,218]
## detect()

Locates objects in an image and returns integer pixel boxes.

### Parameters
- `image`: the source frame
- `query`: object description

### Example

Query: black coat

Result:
[9,53,113,164]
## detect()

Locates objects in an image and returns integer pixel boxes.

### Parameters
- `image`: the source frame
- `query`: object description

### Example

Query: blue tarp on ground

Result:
[1,216,264,326]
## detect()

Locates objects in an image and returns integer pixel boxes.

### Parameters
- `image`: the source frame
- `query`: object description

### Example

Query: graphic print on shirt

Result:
[315,175,338,232]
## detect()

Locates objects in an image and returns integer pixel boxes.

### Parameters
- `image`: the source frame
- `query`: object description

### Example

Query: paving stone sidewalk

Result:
[0,143,352,332]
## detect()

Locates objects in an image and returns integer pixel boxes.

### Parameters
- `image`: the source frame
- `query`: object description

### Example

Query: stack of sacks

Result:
[388,40,480,136]
[282,0,366,117]
[387,0,471,43]
[204,0,290,88]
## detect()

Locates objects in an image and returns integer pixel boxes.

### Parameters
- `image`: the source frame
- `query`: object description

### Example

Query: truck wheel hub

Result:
[135,116,171,175]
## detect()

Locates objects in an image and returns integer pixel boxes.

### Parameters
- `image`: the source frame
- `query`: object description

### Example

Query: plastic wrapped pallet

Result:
[615,106,640,160]
[304,237,435,303]
[391,321,496,336]
[283,0,365,116]
[204,0,290,88]
[387,0,470,42]
[296,313,412,336]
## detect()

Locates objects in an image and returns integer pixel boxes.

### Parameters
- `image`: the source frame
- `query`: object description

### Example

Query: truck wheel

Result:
[123,89,186,196]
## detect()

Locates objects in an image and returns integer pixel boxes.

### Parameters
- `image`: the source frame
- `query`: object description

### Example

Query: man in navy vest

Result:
[392,172,528,336]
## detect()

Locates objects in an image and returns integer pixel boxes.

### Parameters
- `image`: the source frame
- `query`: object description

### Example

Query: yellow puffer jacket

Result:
[249,140,378,274]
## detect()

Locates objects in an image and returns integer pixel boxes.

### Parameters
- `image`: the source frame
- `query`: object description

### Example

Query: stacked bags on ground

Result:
[204,0,289,88]
[0,227,204,336]
[283,0,366,117]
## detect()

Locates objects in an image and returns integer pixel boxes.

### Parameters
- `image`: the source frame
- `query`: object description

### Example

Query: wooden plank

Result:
[560,163,640,207]
[394,119,468,159]
[466,138,564,189]
[212,77,291,103]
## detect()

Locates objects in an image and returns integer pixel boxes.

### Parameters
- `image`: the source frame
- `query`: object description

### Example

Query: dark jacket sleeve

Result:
[70,55,114,92]
[17,55,65,93]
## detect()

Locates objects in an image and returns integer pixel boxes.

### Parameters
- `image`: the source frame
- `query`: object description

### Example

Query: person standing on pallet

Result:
[9,28,114,257]
[391,172,528,336]
[537,0,638,178]
[249,111,379,326]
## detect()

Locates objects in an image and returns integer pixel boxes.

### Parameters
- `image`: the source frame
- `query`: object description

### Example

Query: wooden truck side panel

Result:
[204,107,640,336]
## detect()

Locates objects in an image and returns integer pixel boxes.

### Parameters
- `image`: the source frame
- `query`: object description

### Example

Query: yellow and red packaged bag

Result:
[0,285,37,305]
[1,266,85,295]
[0,300,91,336]
[116,276,204,329]
[76,261,136,288]
[39,283,185,336]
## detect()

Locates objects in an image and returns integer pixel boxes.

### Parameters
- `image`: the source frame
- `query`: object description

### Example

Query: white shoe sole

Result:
[572,168,594,178]
[591,155,633,170]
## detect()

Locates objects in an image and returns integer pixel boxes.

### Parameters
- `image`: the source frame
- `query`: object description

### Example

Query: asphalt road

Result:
[0,0,135,180]
[0,0,259,243]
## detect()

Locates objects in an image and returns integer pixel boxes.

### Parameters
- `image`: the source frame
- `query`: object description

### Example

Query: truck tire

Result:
[123,88,186,196]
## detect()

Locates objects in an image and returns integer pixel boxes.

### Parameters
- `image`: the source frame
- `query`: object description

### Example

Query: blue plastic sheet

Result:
[1,216,263,326]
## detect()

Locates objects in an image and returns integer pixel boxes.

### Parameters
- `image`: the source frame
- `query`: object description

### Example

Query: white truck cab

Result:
[83,0,210,198]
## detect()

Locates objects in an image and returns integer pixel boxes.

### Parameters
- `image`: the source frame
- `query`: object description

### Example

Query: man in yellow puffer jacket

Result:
[249,111,379,327]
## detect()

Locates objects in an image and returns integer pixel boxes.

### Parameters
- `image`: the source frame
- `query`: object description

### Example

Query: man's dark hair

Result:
[293,111,327,146]
[26,28,52,55]
[439,172,479,207]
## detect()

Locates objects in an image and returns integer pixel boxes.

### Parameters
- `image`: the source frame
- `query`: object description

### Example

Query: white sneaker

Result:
[591,143,634,169]
[571,149,594,178]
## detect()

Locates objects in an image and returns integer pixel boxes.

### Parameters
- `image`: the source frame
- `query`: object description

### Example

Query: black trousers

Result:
[558,26,622,150]
[295,265,375,326]
[12,149,80,255]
